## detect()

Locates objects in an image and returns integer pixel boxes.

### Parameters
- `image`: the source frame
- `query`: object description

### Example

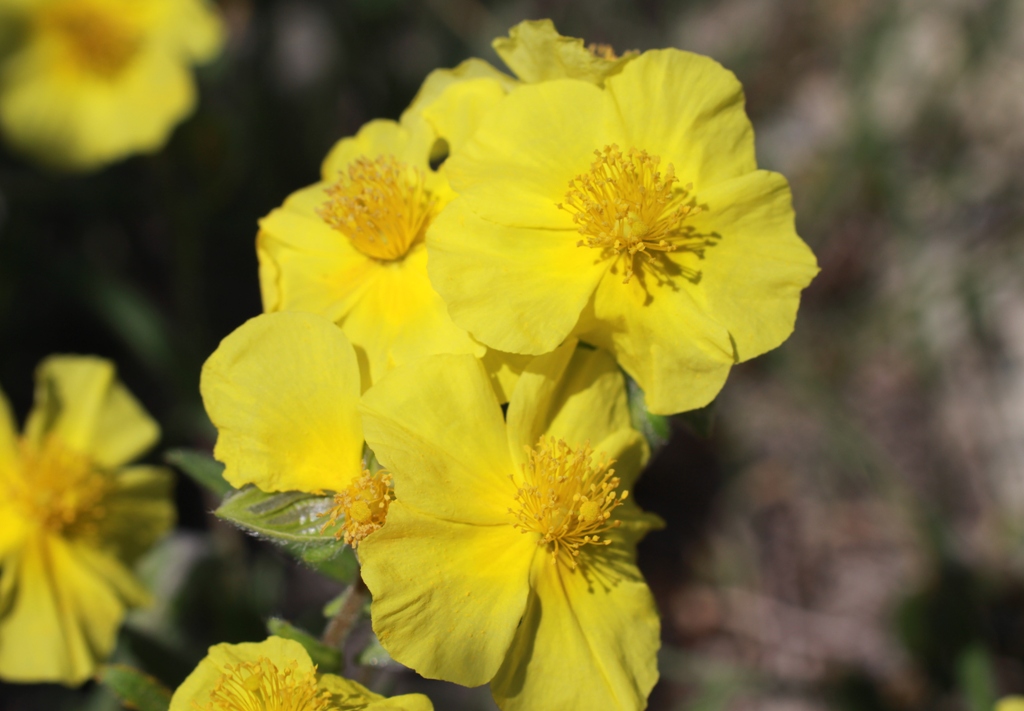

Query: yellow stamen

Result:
[8,437,110,536]
[319,469,394,548]
[558,144,704,283]
[38,0,141,78]
[318,155,437,261]
[510,436,627,569]
[194,656,333,711]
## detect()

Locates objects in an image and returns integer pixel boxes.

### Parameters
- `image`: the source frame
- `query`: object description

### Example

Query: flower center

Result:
[510,436,627,569]
[197,657,333,711]
[319,469,394,548]
[8,437,110,536]
[38,0,141,78]
[559,144,704,283]
[318,155,437,261]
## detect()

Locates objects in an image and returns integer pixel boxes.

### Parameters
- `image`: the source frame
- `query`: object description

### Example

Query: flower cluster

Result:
[197,18,818,711]
[0,17,817,711]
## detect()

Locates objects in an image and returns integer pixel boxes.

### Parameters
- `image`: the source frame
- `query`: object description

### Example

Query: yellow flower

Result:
[358,341,662,711]
[0,355,174,685]
[169,636,433,711]
[0,0,223,171]
[427,48,819,415]
[998,698,1024,711]
[256,116,484,390]
[200,311,366,495]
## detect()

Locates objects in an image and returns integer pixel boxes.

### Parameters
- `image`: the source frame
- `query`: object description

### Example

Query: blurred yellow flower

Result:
[358,341,662,711]
[0,355,174,685]
[257,118,483,389]
[200,311,366,495]
[998,698,1024,711]
[428,48,819,415]
[169,636,433,711]
[0,0,223,170]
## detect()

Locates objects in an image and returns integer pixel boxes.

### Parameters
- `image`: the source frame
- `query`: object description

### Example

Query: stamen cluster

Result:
[38,2,141,78]
[319,469,394,548]
[559,144,702,283]
[9,438,110,536]
[196,656,333,711]
[510,436,627,569]
[318,155,436,261]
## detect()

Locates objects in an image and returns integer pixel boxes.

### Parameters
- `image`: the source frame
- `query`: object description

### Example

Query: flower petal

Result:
[491,549,660,711]
[593,428,651,492]
[321,119,434,182]
[97,465,176,563]
[507,342,633,468]
[606,49,756,189]
[360,504,535,687]
[360,354,513,524]
[685,170,819,362]
[444,79,621,229]
[481,348,533,405]
[318,673,435,710]
[428,200,605,355]
[0,534,140,685]
[421,77,508,155]
[401,57,516,129]
[335,245,484,386]
[492,19,636,86]
[89,379,160,469]
[257,182,379,323]
[23,356,158,466]
[200,312,364,493]
[579,256,735,415]
[0,387,20,487]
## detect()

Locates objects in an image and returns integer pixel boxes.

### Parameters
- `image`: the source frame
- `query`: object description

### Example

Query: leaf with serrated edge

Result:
[216,486,359,582]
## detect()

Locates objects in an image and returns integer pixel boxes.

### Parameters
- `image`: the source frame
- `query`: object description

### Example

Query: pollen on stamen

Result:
[559,144,703,283]
[195,656,332,711]
[509,436,628,569]
[318,468,394,548]
[318,154,437,262]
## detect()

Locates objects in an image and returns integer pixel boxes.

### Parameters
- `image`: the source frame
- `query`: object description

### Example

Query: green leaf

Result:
[626,377,671,450]
[216,486,359,583]
[164,448,233,497]
[266,618,343,673]
[96,664,172,711]
[957,644,997,711]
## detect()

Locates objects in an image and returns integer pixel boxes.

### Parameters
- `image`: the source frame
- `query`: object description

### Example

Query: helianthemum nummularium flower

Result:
[201,311,391,545]
[0,356,174,685]
[0,0,223,170]
[169,636,433,711]
[427,47,819,415]
[257,116,482,389]
[357,341,662,711]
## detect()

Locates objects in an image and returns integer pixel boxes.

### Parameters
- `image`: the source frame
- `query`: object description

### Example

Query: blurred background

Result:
[4,0,1024,708]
